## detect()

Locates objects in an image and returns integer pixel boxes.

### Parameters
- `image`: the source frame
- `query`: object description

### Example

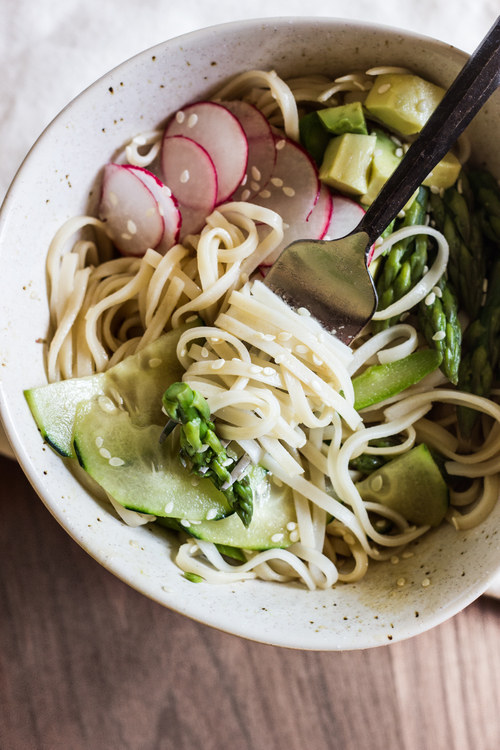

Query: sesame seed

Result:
[121,233,132,241]
[395,147,403,158]
[258,189,271,198]
[432,330,446,341]
[312,355,323,367]
[296,344,308,354]
[149,357,162,368]
[397,577,406,587]
[241,189,251,201]
[99,447,112,459]
[250,364,263,374]
[277,331,292,341]
[206,508,218,520]
[180,169,190,183]
[276,139,286,151]
[95,436,104,448]
[370,475,383,492]
[289,530,300,542]
[109,456,125,467]
[297,306,311,316]
[425,292,436,306]
[127,219,137,234]
[421,577,431,587]
[176,110,185,123]
[200,347,209,358]
[286,521,297,531]
[251,166,261,181]
[180,519,191,527]
[211,359,225,370]
[377,83,391,94]
[263,367,275,376]
[282,186,296,197]
[251,181,260,192]
[271,533,284,543]
[432,285,443,298]
[187,113,198,128]
[271,177,284,187]
[164,501,174,514]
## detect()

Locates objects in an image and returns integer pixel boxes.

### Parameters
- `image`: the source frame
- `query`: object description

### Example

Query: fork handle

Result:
[358,15,500,245]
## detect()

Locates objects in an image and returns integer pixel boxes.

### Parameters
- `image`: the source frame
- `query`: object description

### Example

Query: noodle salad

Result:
[26,67,500,590]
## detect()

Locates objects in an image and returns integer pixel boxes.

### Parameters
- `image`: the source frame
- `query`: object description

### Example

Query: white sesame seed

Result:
[206,508,218,520]
[176,110,185,123]
[271,533,284,543]
[289,530,300,542]
[421,577,431,587]
[211,359,225,370]
[425,292,436,306]
[187,113,198,128]
[109,456,125,467]
[432,285,443,298]
[297,306,311,316]
[241,189,251,201]
[164,501,174,514]
[296,344,308,354]
[120,233,132,240]
[180,519,191,527]
[276,139,286,150]
[312,355,323,367]
[286,521,297,531]
[251,181,260,192]
[127,219,137,235]
[271,177,284,187]
[200,347,209,358]
[397,577,406,587]
[149,357,162,368]
[250,364,263,374]
[95,436,104,448]
[251,166,261,181]
[377,83,391,94]
[258,189,271,198]
[263,367,275,376]
[277,331,292,341]
[180,169,190,183]
[432,330,446,341]
[282,186,296,197]
[99,448,112,459]
[371,475,384,492]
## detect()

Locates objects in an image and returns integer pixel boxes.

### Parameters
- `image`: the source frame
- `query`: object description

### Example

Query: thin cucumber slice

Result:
[185,467,297,549]
[25,326,189,457]
[356,443,449,527]
[73,398,233,520]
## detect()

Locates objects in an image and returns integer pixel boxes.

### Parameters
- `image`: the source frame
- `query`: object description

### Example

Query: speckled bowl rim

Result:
[1,17,500,650]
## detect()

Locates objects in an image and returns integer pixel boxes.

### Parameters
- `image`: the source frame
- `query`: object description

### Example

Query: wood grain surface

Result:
[1,454,499,750]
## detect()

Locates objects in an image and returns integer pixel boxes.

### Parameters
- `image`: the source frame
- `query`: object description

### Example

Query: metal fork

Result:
[264,16,500,344]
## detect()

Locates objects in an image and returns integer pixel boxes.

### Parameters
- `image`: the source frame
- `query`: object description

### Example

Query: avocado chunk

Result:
[299,111,331,165]
[317,101,368,135]
[364,73,445,136]
[356,443,449,527]
[319,133,377,196]
[423,150,461,190]
[361,128,402,205]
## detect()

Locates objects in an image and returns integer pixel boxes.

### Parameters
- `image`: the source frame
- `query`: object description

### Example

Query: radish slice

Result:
[220,100,276,200]
[324,193,375,265]
[164,101,248,204]
[125,166,181,253]
[99,163,164,256]
[161,135,218,238]
[252,136,320,261]
[260,184,332,267]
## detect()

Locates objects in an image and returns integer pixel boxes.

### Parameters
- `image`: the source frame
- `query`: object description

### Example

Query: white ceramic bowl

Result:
[1,17,499,650]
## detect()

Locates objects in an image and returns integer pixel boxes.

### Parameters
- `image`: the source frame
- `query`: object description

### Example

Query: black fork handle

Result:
[358,16,500,245]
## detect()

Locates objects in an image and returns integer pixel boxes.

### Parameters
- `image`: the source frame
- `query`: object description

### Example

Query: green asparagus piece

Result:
[374,187,429,330]
[418,276,461,385]
[162,382,254,527]
[468,168,500,246]
[457,259,500,438]
[429,181,485,319]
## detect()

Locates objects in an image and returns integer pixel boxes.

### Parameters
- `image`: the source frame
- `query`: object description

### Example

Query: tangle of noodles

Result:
[41,66,500,589]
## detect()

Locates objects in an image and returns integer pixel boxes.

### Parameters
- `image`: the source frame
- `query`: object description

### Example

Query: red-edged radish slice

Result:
[99,163,164,256]
[161,135,218,238]
[164,101,248,204]
[324,193,376,265]
[260,183,332,267]
[126,166,181,253]
[220,100,276,200]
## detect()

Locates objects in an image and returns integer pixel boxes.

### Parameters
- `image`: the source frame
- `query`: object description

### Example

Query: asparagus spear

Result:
[467,168,500,246]
[162,382,254,527]
[418,276,461,385]
[457,259,500,439]
[374,187,429,330]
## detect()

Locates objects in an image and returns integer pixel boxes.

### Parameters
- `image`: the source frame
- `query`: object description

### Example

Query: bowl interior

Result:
[1,17,499,650]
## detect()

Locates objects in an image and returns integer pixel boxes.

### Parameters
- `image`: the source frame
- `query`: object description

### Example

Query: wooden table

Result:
[1,454,499,750]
